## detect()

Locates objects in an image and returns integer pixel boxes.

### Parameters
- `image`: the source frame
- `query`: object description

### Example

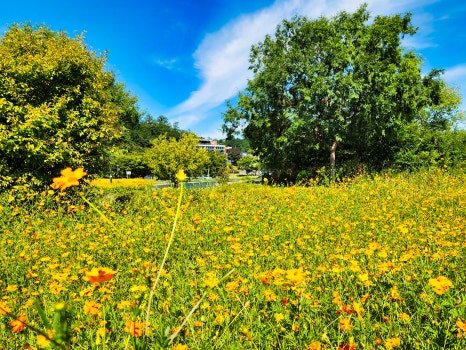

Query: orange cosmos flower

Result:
[125,320,145,337]
[10,315,27,333]
[83,267,117,283]
[51,167,87,191]
[307,341,322,350]
[51,168,87,191]
[83,300,100,316]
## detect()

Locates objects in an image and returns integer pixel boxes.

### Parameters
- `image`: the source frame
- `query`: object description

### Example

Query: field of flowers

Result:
[1,169,465,349]
[89,178,157,189]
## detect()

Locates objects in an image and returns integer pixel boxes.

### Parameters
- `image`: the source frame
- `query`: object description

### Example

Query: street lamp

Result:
[109,158,119,183]
[109,161,113,183]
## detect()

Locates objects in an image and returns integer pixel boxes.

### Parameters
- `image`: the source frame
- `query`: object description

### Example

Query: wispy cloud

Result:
[167,0,325,129]
[153,58,179,70]
[443,65,466,114]
[443,64,466,83]
[167,0,444,135]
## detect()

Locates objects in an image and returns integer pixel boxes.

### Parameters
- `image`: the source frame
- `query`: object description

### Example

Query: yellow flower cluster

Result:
[1,169,465,348]
[428,276,454,295]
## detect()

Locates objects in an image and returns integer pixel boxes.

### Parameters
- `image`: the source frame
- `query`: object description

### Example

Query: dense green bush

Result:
[0,24,133,189]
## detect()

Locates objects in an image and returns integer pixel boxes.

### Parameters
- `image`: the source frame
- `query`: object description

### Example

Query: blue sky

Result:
[1,0,465,138]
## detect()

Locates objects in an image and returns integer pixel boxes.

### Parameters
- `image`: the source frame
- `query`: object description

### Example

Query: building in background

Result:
[197,139,227,155]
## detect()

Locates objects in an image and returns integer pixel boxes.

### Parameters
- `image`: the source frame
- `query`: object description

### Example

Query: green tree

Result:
[205,151,229,180]
[0,23,131,188]
[219,137,250,152]
[237,155,260,174]
[108,81,142,147]
[227,147,242,165]
[223,5,460,179]
[109,149,152,178]
[145,133,209,182]
[130,115,184,149]
[416,69,463,131]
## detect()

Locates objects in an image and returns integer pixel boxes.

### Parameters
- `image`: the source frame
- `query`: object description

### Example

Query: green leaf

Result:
[34,299,52,330]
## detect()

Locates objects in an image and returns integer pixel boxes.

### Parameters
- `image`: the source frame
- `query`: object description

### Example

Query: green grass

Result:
[1,169,466,349]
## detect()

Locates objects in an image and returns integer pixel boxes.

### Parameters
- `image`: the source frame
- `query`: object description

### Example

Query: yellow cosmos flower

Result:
[384,337,401,348]
[358,273,369,281]
[353,302,364,320]
[51,167,87,191]
[37,334,50,348]
[172,344,189,350]
[428,276,453,295]
[225,281,239,292]
[457,318,466,332]
[398,313,410,321]
[457,318,466,338]
[0,301,11,315]
[130,285,148,293]
[263,289,277,302]
[83,267,117,283]
[5,285,17,292]
[176,169,187,182]
[202,272,220,288]
[339,318,353,331]
[285,268,307,284]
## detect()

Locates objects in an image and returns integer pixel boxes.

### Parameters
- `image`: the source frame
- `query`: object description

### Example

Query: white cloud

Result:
[443,64,466,83]
[167,0,445,134]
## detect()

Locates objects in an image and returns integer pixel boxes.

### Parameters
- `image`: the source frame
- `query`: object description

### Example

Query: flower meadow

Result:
[1,169,466,349]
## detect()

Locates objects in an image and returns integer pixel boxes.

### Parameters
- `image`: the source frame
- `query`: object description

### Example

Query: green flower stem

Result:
[144,182,184,335]
[79,194,115,228]
[168,268,235,345]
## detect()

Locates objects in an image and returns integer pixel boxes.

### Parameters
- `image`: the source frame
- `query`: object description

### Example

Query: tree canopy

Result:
[0,23,138,188]
[145,133,214,182]
[223,5,462,179]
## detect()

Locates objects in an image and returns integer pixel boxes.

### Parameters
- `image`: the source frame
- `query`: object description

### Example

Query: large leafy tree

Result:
[0,23,132,188]
[223,5,460,178]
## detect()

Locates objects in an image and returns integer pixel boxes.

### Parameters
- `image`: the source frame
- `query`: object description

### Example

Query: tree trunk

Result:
[329,140,338,182]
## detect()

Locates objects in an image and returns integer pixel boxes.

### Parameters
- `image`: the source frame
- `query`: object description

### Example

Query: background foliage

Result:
[144,133,227,182]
